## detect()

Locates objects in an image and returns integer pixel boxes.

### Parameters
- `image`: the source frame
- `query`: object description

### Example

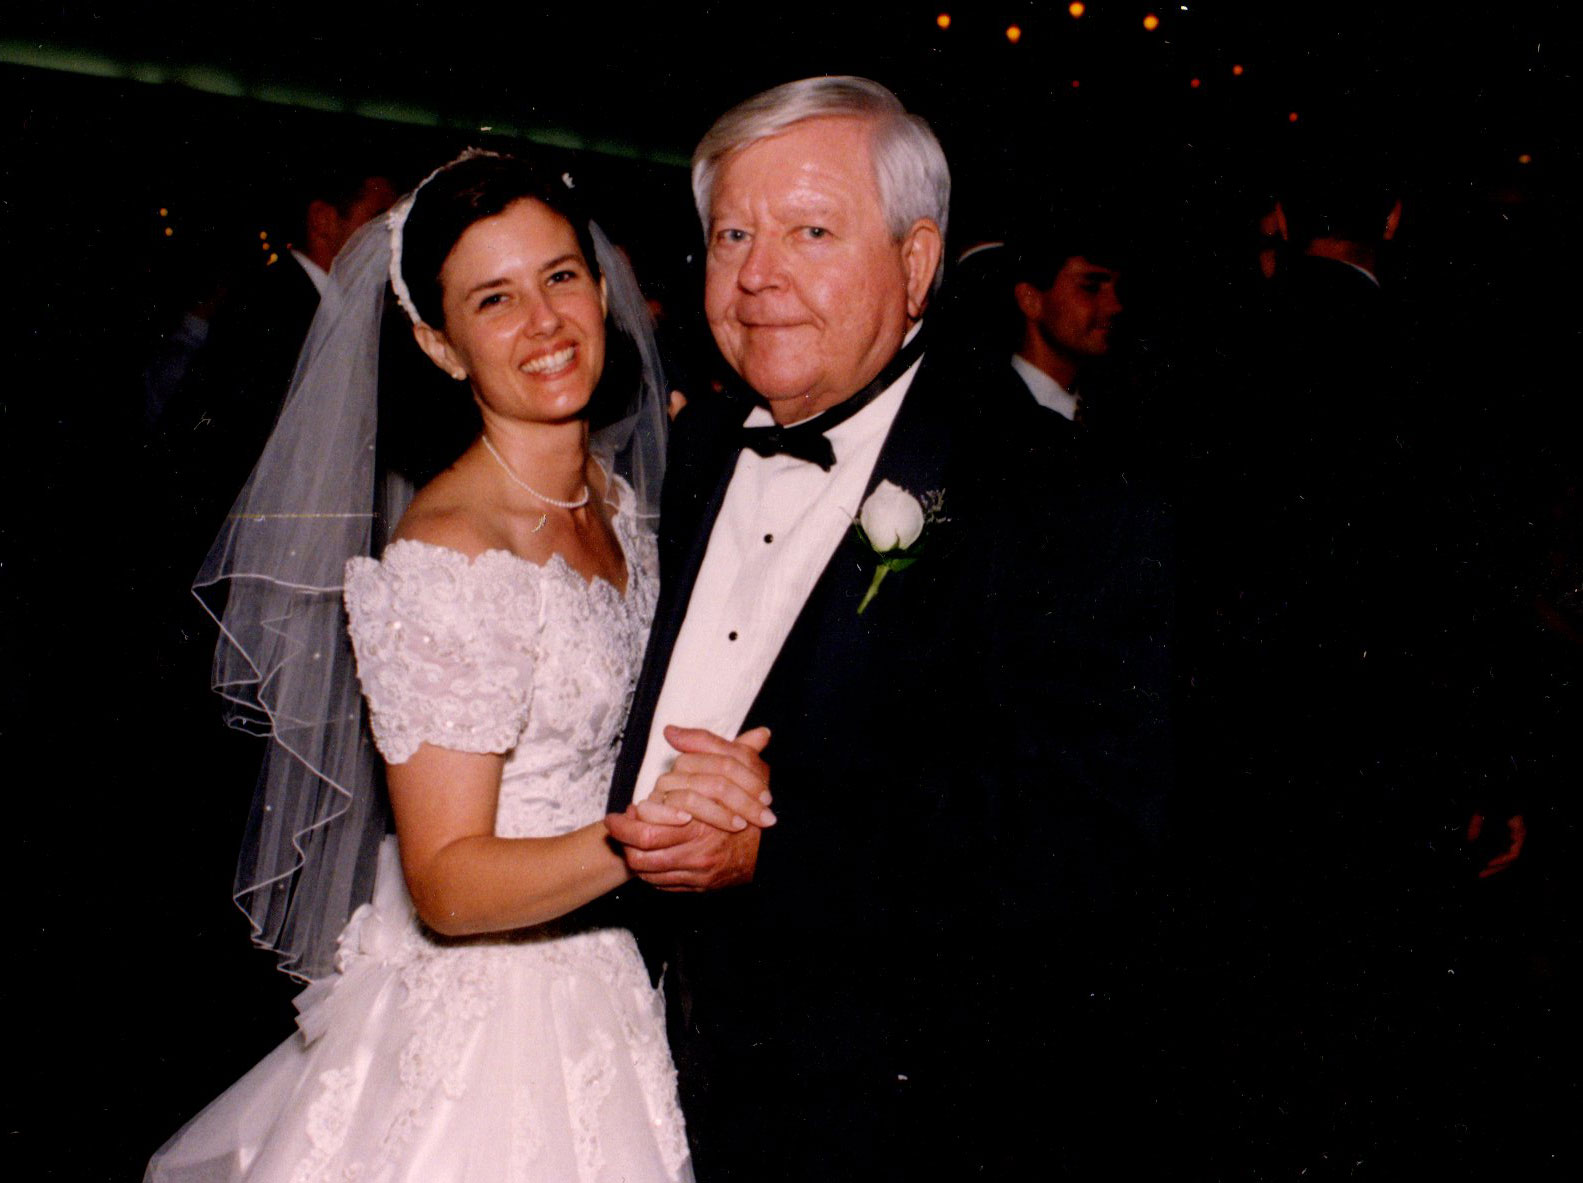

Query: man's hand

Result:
[607,810,762,892]
[605,725,772,891]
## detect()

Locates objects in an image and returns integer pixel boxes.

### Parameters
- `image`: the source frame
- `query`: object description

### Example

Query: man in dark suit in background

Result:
[163,165,395,541]
[1170,152,1502,1174]
[1009,230,1125,425]
[215,166,398,406]
[1185,159,1416,861]
[606,76,1172,1180]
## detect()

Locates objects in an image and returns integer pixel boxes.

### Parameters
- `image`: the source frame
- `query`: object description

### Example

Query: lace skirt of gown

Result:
[146,839,692,1183]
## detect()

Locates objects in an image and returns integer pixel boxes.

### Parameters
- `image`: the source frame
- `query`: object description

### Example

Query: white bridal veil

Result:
[193,160,667,980]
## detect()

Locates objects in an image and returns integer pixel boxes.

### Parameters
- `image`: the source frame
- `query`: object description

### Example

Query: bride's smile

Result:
[417,197,609,428]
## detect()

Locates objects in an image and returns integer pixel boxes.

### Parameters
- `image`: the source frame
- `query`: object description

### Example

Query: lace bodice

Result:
[151,499,690,1183]
[343,502,657,839]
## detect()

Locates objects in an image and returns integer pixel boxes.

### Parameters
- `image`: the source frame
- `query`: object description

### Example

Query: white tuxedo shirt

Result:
[630,344,924,802]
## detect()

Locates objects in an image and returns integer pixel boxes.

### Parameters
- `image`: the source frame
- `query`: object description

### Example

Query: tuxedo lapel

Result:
[609,356,971,809]
[608,399,746,809]
[860,353,958,530]
[655,421,743,656]
[743,354,968,723]
[817,350,963,603]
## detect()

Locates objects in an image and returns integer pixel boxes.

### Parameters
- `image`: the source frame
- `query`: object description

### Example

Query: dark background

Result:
[3,2,1578,1177]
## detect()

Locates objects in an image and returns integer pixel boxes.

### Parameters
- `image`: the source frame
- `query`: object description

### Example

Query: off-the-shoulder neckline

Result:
[371,538,638,600]
[371,480,645,599]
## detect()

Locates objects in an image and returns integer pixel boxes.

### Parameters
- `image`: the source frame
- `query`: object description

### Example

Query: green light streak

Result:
[352,100,440,127]
[0,41,685,166]
[173,65,246,98]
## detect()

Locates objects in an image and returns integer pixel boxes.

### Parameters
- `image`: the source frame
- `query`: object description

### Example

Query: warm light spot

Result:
[1189,77,1202,88]
[1518,153,1533,164]
[1232,64,1245,76]
[1288,111,1300,123]
[1006,24,1022,43]
[1144,14,1160,31]
[158,207,169,217]
[164,227,174,237]
[1069,2,1085,17]
[1071,79,1082,88]
[937,12,951,29]
[261,241,271,251]
[259,230,268,240]
[268,252,279,265]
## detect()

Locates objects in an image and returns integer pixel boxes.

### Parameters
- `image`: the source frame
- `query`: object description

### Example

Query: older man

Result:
[606,77,1171,1179]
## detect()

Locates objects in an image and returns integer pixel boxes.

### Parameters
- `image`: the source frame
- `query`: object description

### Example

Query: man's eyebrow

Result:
[785,195,841,219]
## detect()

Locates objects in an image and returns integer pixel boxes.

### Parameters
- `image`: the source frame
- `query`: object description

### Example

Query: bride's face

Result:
[419,198,607,426]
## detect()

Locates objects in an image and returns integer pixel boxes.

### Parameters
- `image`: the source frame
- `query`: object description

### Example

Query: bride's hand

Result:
[633,725,774,833]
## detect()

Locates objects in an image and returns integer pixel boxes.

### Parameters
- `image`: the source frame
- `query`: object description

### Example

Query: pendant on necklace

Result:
[531,513,548,534]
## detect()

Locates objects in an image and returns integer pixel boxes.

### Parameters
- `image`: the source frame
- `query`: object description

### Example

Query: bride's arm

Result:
[388,744,628,936]
[388,738,773,936]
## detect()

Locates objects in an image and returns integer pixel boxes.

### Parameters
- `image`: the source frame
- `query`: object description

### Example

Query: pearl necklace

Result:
[480,434,590,510]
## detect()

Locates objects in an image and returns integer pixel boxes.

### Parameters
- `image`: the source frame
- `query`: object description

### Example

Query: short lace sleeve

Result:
[343,541,542,764]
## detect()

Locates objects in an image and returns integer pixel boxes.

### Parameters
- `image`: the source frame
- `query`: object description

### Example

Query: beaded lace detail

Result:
[344,503,656,792]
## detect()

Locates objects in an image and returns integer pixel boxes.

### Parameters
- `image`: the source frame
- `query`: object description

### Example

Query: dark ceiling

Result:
[4,0,1575,173]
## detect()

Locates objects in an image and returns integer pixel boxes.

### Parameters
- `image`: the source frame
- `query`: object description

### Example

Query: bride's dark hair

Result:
[398,153,602,330]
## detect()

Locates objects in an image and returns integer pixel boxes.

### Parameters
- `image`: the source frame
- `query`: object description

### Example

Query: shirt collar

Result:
[1334,258,1382,288]
[1011,353,1078,421]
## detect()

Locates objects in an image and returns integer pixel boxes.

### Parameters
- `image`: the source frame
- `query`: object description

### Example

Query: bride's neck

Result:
[478,417,591,501]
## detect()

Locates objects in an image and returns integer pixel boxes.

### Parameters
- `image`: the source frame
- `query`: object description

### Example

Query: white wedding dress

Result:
[147,498,692,1182]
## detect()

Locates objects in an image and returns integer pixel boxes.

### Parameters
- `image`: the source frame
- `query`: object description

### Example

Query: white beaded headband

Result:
[386,149,577,326]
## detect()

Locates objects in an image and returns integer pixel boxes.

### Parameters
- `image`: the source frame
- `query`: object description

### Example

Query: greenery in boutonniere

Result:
[852,481,947,615]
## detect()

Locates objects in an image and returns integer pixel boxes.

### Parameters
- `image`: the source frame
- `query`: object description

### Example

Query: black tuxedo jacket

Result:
[608,343,1173,1177]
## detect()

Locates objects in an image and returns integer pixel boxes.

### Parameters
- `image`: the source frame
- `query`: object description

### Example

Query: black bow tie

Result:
[737,327,928,471]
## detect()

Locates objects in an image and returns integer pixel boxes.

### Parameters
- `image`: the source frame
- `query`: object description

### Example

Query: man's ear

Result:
[900,219,945,320]
[412,322,467,381]
[1013,281,1044,321]
[1272,201,1291,243]
[1383,198,1403,242]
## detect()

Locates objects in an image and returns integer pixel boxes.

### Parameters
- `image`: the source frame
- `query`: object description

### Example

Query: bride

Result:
[147,151,773,1181]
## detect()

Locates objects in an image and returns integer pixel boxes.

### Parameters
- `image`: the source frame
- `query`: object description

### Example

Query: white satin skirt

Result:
[146,839,692,1182]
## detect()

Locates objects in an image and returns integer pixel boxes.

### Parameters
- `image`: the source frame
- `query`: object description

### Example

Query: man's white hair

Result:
[691,76,951,291]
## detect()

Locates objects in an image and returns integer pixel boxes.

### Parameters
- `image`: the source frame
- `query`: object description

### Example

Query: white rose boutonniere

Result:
[852,481,946,615]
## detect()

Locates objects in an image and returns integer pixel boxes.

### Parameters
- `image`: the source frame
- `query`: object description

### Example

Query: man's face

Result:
[346,176,398,231]
[704,117,938,424]
[323,176,398,260]
[1034,256,1123,361]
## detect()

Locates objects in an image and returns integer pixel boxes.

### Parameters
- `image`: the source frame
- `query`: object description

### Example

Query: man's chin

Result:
[737,367,819,404]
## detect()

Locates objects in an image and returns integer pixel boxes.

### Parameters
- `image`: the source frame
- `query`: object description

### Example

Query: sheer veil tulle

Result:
[193,178,667,981]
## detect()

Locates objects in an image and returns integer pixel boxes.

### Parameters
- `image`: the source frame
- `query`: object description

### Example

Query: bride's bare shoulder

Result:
[390,463,507,561]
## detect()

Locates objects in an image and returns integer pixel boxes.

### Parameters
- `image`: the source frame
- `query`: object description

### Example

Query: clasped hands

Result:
[605,725,773,892]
